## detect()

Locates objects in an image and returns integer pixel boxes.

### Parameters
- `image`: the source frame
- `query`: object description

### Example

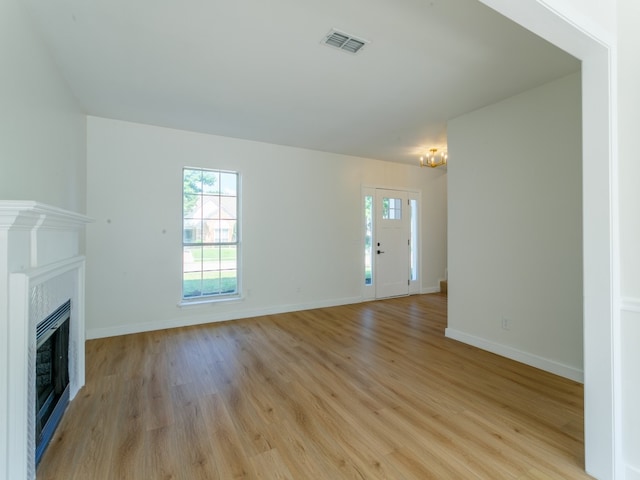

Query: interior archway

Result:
[475,2,617,478]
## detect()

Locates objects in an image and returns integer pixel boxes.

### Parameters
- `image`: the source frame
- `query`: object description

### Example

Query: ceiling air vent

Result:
[322,29,368,54]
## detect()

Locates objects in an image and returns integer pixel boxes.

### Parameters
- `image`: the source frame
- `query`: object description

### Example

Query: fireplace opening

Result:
[35,300,71,466]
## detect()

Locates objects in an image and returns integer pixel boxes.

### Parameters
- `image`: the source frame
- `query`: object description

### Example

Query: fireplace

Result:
[35,300,71,465]
[1,201,91,480]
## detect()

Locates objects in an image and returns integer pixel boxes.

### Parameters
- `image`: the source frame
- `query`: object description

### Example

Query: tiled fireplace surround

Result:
[1,202,90,480]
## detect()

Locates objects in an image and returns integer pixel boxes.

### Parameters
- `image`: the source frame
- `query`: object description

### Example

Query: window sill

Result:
[177,295,242,308]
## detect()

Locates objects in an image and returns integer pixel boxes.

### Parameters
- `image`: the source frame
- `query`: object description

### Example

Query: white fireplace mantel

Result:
[0,201,91,480]
[0,201,91,270]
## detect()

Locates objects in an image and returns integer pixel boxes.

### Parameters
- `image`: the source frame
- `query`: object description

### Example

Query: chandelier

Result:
[419,148,448,168]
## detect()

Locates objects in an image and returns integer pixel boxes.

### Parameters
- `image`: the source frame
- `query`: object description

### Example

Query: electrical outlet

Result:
[501,317,510,330]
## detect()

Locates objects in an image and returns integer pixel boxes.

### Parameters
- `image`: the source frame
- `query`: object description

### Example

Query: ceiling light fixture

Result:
[420,148,448,168]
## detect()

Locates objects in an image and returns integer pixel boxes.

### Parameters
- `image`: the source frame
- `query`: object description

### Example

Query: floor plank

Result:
[37,294,593,479]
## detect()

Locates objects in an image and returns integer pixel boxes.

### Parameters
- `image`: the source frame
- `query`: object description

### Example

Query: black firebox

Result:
[35,300,71,465]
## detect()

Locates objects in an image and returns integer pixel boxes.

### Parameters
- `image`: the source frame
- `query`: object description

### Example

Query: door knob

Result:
[377,250,385,254]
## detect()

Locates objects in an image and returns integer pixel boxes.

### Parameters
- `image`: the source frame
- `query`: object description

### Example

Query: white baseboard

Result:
[421,278,447,295]
[87,289,454,339]
[421,286,441,294]
[444,328,584,383]
[86,296,362,339]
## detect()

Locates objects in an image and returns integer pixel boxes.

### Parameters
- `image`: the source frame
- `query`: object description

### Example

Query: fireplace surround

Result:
[0,201,90,480]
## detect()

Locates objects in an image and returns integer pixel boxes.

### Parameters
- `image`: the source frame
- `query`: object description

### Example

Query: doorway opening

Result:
[474,2,615,477]
[363,187,421,300]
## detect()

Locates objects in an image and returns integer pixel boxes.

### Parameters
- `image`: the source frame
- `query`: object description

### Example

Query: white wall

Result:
[0,1,86,212]
[85,116,447,338]
[446,73,583,380]
[618,0,640,477]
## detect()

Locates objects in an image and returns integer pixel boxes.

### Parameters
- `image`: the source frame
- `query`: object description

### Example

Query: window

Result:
[382,197,402,220]
[182,168,239,300]
[410,198,418,282]
[364,194,373,285]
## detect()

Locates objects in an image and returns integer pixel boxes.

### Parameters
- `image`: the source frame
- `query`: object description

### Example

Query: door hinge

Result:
[408,279,410,286]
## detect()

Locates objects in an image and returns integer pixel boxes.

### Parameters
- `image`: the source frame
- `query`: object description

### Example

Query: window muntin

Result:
[382,197,402,220]
[182,168,239,300]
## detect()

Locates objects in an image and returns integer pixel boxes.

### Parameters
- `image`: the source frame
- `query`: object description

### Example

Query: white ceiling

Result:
[25,0,580,165]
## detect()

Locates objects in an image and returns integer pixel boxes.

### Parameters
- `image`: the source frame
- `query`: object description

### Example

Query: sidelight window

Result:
[364,194,373,285]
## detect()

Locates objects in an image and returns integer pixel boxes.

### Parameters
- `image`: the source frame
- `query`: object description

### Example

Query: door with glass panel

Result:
[375,189,410,298]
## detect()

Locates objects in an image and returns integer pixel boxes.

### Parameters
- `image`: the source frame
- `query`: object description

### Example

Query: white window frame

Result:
[180,167,241,305]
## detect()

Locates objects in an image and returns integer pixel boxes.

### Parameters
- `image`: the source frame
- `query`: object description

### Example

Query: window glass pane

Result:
[222,245,237,264]
[183,271,202,298]
[364,195,373,286]
[221,220,237,242]
[410,199,418,281]
[201,196,219,219]
[202,270,221,296]
[202,245,220,270]
[183,222,201,243]
[222,246,237,281]
[183,194,200,218]
[184,169,203,194]
[391,198,401,219]
[183,246,202,272]
[202,220,219,242]
[220,196,237,219]
[220,172,237,195]
[202,171,219,194]
[221,269,237,294]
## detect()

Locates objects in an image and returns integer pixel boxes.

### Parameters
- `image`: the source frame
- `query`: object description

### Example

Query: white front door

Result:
[375,189,410,298]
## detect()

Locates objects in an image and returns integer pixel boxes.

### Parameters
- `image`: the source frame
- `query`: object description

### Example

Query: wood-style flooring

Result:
[37,294,593,479]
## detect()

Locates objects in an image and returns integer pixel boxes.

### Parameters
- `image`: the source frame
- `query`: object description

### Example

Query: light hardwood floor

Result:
[37,294,593,479]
